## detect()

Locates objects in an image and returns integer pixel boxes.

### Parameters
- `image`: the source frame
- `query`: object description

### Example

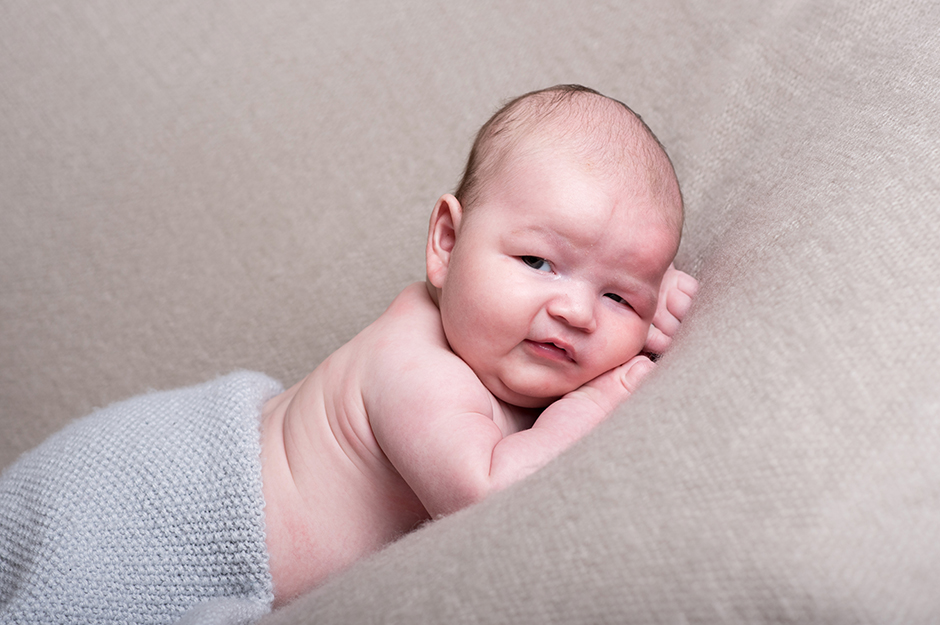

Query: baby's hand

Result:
[534,355,656,436]
[644,263,699,356]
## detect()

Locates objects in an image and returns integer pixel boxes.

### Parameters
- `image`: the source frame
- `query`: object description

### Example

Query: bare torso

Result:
[257,271,686,605]
[259,283,535,605]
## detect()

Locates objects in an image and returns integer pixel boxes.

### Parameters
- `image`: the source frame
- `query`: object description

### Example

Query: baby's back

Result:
[260,283,445,602]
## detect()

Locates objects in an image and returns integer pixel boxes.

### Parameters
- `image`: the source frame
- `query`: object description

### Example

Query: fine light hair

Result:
[454,84,684,231]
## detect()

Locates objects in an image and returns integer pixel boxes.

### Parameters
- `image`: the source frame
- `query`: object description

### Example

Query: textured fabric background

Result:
[2,0,939,622]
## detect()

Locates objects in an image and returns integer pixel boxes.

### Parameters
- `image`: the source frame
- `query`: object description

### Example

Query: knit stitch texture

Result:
[0,371,282,624]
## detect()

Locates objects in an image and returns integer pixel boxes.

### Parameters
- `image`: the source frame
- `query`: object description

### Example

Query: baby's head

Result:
[453,85,683,222]
[426,85,683,408]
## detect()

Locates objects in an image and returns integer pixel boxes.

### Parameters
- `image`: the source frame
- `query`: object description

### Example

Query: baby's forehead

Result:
[505,134,681,228]
[495,163,681,259]
[470,91,683,232]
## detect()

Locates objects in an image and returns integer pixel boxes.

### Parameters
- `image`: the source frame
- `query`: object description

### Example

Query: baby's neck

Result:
[424,278,441,308]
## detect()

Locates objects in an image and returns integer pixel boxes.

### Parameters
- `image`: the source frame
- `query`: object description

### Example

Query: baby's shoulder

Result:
[383,281,442,320]
[371,282,448,348]
[321,283,445,385]
[357,286,536,453]
[360,283,494,413]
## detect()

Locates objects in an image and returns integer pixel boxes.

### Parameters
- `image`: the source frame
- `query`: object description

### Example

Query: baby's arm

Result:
[369,348,654,518]
[484,355,654,489]
[369,268,697,518]
[365,286,658,518]
[365,336,517,518]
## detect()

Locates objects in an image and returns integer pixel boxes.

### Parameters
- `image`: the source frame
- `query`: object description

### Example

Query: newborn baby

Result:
[260,84,697,603]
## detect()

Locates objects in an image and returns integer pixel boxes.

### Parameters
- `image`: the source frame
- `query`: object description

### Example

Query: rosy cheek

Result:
[609,320,647,359]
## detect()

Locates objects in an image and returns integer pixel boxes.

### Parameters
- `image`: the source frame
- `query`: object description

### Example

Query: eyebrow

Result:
[508,223,579,251]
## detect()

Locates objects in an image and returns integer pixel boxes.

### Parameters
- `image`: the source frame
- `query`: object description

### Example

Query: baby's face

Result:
[433,147,680,408]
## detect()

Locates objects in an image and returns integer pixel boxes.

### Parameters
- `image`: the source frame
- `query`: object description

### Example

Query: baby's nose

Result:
[547,285,597,332]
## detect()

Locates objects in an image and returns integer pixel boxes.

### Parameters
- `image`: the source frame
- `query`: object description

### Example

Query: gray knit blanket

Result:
[0,371,283,624]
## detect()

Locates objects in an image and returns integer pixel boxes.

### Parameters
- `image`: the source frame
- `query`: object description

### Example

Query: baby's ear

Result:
[426,194,463,288]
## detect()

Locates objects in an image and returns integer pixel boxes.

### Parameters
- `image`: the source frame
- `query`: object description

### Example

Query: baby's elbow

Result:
[426,473,498,519]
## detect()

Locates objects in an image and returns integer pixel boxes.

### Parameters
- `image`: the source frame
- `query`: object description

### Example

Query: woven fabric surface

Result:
[0,372,281,623]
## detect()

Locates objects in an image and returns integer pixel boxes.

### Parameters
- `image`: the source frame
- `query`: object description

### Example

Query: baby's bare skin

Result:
[260,86,699,605]
[260,278,692,604]
[260,284,438,603]
[262,200,695,604]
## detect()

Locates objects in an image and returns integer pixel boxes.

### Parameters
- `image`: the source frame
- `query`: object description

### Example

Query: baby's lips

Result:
[529,336,576,362]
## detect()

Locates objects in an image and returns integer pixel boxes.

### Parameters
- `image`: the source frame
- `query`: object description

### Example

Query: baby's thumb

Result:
[619,355,656,395]
[573,354,657,416]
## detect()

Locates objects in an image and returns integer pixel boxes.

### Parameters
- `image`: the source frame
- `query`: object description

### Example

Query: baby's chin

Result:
[486,382,567,410]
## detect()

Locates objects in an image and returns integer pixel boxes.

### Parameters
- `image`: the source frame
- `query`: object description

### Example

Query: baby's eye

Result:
[604,293,633,309]
[520,256,552,272]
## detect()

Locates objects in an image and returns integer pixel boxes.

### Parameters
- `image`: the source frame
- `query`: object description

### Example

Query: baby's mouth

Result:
[525,339,575,363]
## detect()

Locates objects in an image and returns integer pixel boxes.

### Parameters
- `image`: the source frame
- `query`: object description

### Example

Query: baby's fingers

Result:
[618,354,656,395]
[657,276,697,334]
[577,355,656,415]
[645,266,699,355]
[644,325,671,357]
[668,272,699,318]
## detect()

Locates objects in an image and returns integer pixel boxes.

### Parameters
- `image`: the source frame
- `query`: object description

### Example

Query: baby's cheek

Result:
[610,322,649,363]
